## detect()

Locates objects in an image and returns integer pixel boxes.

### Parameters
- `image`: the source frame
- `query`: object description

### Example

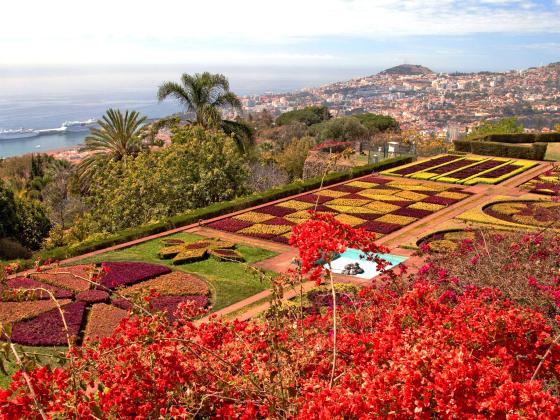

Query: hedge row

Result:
[35,156,413,264]
[454,140,548,160]
[468,133,560,144]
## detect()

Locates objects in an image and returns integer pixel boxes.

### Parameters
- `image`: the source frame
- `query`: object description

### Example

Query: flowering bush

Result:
[1,215,560,417]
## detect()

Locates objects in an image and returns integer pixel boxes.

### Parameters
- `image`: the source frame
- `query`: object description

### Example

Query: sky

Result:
[0,0,559,73]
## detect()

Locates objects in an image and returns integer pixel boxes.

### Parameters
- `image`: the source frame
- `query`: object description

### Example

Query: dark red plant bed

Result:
[358,221,401,234]
[262,217,296,226]
[422,196,458,206]
[9,301,87,346]
[1,278,74,301]
[393,207,433,219]
[270,235,290,245]
[444,159,505,180]
[328,185,362,194]
[476,164,521,179]
[207,218,252,232]
[76,290,110,304]
[255,205,296,217]
[294,194,333,204]
[359,176,392,184]
[425,159,479,175]
[99,262,171,289]
[391,155,458,176]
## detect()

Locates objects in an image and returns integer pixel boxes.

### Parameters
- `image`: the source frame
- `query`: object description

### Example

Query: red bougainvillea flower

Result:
[290,211,390,284]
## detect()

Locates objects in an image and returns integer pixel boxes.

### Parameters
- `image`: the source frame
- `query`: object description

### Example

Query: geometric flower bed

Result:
[158,238,244,265]
[484,200,560,228]
[0,262,210,346]
[381,154,538,185]
[417,229,478,253]
[520,166,560,195]
[208,175,472,244]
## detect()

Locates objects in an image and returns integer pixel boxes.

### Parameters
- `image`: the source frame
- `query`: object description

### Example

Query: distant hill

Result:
[379,64,434,76]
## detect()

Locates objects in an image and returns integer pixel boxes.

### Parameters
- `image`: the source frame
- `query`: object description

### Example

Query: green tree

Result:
[309,116,368,142]
[353,113,399,134]
[157,72,253,152]
[79,126,247,235]
[0,181,17,238]
[466,117,524,140]
[275,137,315,180]
[276,106,331,126]
[14,197,52,250]
[78,109,147,188]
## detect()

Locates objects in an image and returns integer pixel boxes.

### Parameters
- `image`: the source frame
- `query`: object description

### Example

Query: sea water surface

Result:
[0,64,376,158]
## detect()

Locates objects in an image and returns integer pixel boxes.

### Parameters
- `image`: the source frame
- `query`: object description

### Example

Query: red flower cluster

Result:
[1,217,560,418]
[289,212,389,284]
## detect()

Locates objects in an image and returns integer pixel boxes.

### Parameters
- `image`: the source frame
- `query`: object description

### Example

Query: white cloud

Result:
[0,0,559,64]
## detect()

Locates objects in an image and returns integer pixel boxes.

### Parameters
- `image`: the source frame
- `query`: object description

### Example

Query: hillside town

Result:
[240,62,560,140]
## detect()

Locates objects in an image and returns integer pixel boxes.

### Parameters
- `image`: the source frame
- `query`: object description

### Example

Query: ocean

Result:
[0,65,375,158]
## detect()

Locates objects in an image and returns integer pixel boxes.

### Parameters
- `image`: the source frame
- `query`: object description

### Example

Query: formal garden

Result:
[1,84,560,415]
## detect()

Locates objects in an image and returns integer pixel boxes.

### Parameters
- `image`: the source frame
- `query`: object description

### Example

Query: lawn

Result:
[77,231,277,312]
[545,143,560,161]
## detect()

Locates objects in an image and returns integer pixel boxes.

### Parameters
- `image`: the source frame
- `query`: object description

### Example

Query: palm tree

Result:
[77,109,147,189]
[157,72,254,152]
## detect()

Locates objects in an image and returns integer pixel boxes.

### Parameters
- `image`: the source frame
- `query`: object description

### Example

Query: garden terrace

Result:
[207,174,472,243]
[381,154,538,185]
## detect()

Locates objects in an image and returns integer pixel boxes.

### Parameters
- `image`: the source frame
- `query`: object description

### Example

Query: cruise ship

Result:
[61,119,97,132]
[0,128,38,140]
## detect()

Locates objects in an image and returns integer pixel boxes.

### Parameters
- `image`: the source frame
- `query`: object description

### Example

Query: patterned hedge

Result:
[208,175,472,243]
[381,154,537,185]
[1,262,211,346]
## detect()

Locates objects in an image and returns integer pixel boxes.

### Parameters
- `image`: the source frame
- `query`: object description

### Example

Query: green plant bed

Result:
[77,232,277,312]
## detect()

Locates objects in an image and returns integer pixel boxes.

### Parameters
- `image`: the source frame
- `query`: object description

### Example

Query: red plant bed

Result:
[445,159,505,180]
[328,184,362,194]
[207,218,253,232]
[1,278,74,301]
[426,158,479,175]
[358,220,401,234]
[422,196,458,206]
[262,217,296,226]
[76,290,110,304]
[359,175,392,184]
[99,262,171,289]
[9,301,87,346]
[294,194,334,204]
[392,207,433,219]
[476,163,521,179]
[255,205,296,217]
[391,154,459,176]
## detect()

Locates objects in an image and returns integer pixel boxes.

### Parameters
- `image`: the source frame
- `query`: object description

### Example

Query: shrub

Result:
[0,299,72,324]
[76,290,110,304]
[0,238,31,260]
[83,303,128,341]
[118,272,209,297]
[1,277,73,301]
[32,265,93,292]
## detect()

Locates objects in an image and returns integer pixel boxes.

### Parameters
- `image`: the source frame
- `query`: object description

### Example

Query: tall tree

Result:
[157,72,253,152]
[77,109,147,188]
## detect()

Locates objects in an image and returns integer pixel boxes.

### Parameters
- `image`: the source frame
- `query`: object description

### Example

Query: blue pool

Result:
[327,248,408,279]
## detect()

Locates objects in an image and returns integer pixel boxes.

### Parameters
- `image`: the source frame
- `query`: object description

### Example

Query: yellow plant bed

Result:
[345,180,378,189]
[327,198,372,207]
[408,202,445,212]
[334,214,367,226]
[233,211,275,223]
[313,189,348,198]
[238,224,292,236]
[276,200,315,211]
[395,191,429,201]
[375,214,417,225]
[364,201,402,214]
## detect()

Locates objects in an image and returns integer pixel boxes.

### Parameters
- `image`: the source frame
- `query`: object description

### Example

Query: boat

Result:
[61,119,97,132]
[0,128,39,140]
